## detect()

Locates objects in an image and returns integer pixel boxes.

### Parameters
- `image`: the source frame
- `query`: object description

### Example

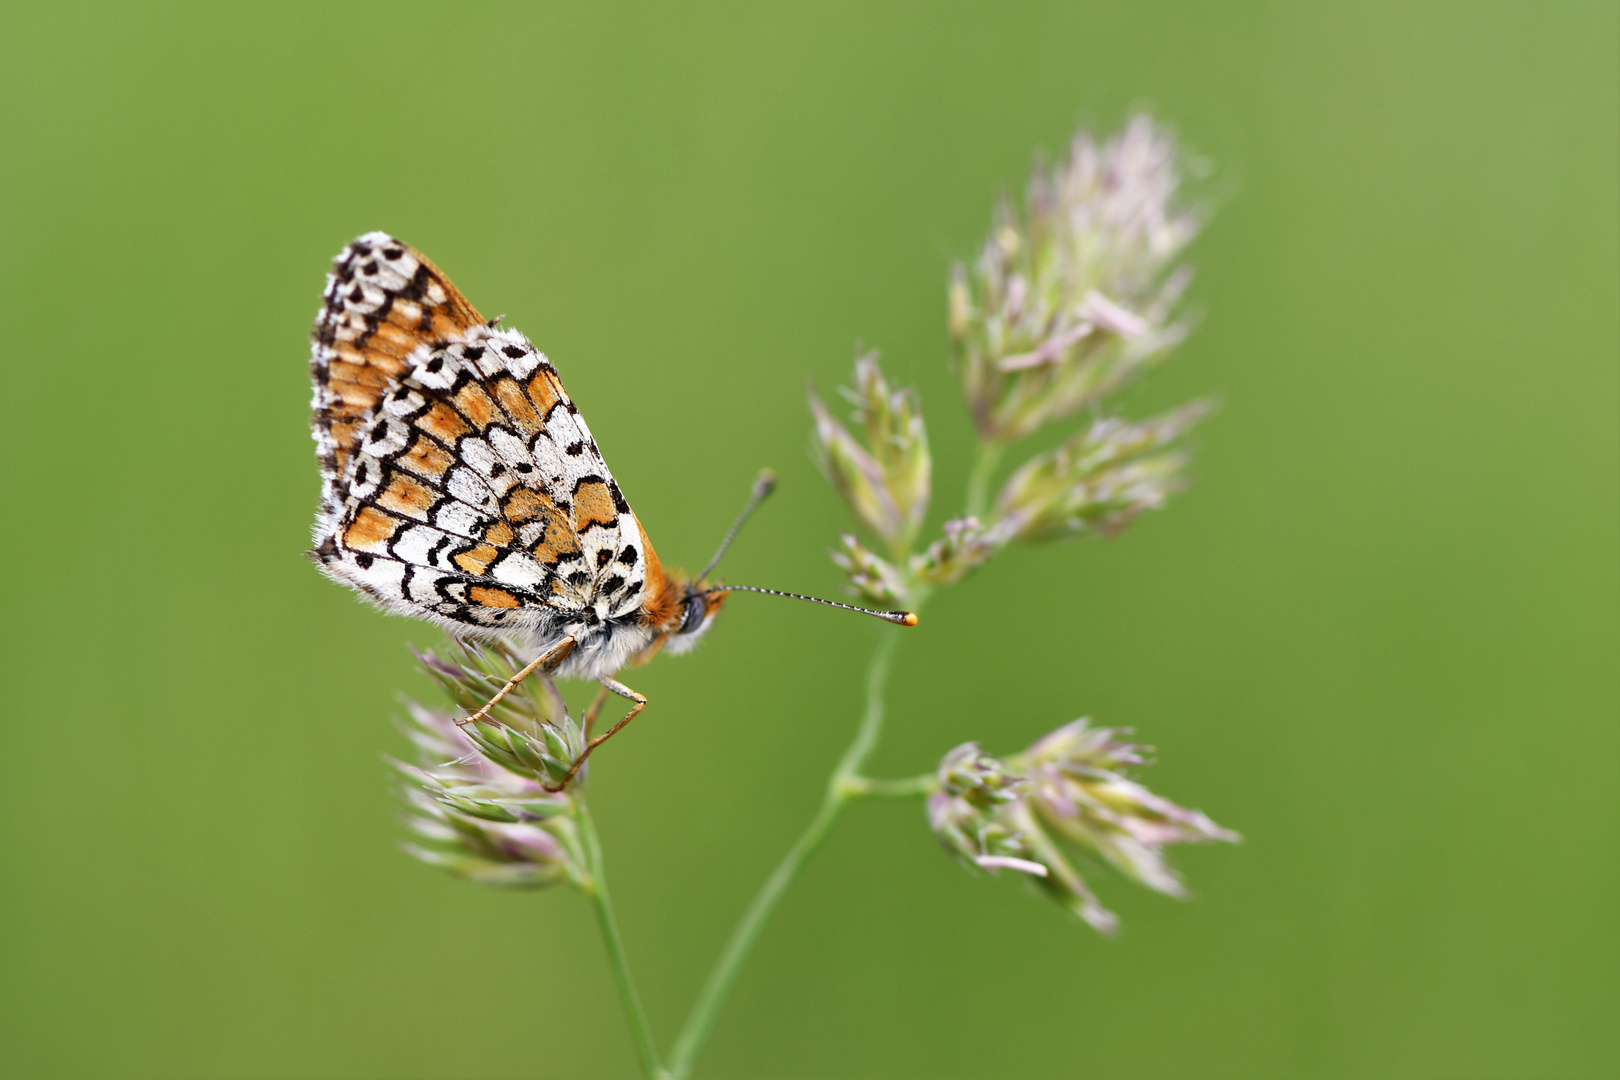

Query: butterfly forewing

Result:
[311,234,485,505]
[310,233,651,634]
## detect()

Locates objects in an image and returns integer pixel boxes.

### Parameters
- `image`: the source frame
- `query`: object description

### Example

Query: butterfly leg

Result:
[581,684,612,741]
[455,635,578,729]
[544,676,647,791]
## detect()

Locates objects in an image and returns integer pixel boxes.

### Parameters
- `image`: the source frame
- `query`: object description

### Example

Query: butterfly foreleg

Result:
[543,676,647,791]
[455,635,578,729]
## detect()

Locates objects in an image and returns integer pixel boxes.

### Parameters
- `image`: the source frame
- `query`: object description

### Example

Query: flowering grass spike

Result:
[394,642,583,887]
[929,721,1240,934]
[950,115,1201,444]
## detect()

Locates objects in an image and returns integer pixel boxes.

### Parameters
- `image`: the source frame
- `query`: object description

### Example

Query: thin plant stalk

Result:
[665,631,903,1079]
[841,773,936,798]
[578,800,664,1080]
[964,441,1004,520]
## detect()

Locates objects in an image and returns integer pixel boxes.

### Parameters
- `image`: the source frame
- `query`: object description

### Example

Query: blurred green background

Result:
[2,3,1615,1077]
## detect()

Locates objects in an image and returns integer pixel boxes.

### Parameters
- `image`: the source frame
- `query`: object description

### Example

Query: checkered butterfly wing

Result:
[309,232,650,632]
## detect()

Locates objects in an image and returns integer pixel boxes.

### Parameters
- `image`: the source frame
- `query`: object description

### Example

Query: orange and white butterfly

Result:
[308,232,913,787]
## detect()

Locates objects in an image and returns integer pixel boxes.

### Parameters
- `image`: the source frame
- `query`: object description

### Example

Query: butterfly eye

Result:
[677,595,708,635]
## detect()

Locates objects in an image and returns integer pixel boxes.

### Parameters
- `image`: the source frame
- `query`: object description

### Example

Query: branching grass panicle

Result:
[389,115,1237,1078]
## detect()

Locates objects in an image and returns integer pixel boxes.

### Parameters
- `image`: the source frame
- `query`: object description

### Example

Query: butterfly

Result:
[308,232,915,788]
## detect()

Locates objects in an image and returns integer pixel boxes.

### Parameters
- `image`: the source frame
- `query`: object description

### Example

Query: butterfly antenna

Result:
[704,585,918,627]
[698,469,778,581]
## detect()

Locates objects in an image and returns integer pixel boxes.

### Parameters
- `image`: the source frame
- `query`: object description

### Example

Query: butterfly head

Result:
[628,523,729,661]
[635,470,777,657]
[661,578,729,655]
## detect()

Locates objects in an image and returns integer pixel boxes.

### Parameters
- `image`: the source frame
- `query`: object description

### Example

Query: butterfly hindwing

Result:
[310,234,650,633]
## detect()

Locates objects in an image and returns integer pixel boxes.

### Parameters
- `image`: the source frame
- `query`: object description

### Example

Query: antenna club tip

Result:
[754,468,777,494]
[898,612,919,627]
